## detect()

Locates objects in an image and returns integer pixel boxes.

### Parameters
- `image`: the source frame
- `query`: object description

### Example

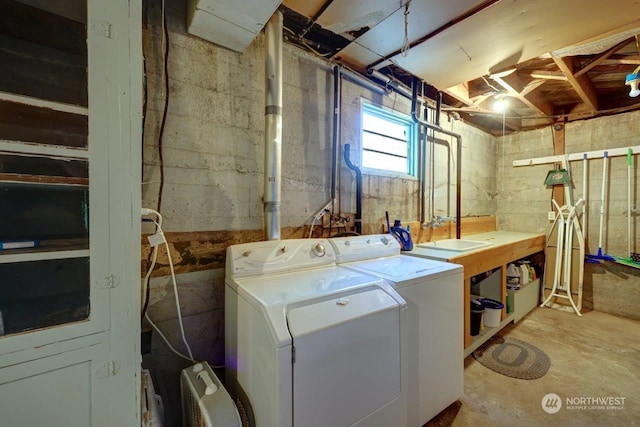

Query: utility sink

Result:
[418,239,493,252]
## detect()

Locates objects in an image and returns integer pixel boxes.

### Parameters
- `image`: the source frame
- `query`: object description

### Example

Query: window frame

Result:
[360,101,418,179]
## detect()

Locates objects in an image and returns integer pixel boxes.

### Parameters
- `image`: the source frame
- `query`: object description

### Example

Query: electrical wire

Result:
[401,1,411,57]
[283,25,332,58]
[141,210,162,318]
[145,312,195,364]
[156,0,169,213]
[141,0,169,320]
[141,209,203,366]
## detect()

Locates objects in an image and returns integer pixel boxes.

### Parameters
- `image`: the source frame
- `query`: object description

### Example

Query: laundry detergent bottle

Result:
[390,219,413,251]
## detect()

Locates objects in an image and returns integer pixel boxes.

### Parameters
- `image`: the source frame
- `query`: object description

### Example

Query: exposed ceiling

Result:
[280,0,640,135]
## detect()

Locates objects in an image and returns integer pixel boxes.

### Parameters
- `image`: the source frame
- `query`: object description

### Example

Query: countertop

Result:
[409,231,545,263]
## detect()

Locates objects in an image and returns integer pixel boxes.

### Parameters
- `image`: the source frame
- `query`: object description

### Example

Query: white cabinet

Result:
[0,0,141,425]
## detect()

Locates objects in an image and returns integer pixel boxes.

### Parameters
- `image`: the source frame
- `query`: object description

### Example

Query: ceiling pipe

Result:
[411,77,462,239]
[340,67,387,95]
[327,65,342,236]
[264,12,283,240]
[367,68,413,99]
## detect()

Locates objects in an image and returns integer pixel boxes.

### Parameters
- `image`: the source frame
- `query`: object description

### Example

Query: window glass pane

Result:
[361,103,415,176]
[362,114,407,140]
[0,100,88,148]
[0,257,90,335]
[0,182,89,250]
[0,1,88,106]
[362,132,408,157]
[362,151,407,173]
[0,153,88,181]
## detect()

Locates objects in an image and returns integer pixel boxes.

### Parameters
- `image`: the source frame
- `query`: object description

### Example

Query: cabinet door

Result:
[0,0,142,425]
[0,342,113,427]
[0,0,98,351]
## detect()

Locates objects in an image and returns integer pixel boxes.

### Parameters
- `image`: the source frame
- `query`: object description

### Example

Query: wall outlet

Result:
[548,211,556,221]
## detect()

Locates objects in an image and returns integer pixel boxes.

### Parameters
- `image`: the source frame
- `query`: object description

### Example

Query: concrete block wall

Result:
[496,112,640,319]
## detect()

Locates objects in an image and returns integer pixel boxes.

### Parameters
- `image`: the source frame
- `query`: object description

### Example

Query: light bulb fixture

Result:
[493,93,509,112]
[625,65,640,98]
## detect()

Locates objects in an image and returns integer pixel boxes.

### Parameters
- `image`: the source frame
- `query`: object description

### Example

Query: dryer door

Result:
[287,288,402,427]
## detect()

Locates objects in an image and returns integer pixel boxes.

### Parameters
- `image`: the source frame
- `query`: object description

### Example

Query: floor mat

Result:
[472,336,550,380]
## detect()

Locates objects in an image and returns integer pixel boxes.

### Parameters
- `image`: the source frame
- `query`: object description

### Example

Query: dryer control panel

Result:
[226,238,336,278]
[330,234,401,263]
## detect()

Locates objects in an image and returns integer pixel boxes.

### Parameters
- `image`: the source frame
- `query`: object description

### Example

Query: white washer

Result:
[329,234,464,426]
[225,238,407,427]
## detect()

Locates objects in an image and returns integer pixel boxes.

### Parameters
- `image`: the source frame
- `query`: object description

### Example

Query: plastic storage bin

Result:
[479,298,504,328]
[470,300,484,336]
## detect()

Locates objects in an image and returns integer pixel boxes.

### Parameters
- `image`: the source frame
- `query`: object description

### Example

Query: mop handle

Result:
[598,152,608,249]
[582,153,588,244]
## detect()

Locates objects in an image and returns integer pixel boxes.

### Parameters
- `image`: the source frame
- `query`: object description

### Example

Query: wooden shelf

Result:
[0,99,88,153]
[464,312,516,358]
[0,173,88,186]
[0,248,89,264]
[0,92,88,116]
[446,232,546,351]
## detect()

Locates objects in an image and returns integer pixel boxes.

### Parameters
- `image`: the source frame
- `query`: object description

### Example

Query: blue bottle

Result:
[390,219,413,251]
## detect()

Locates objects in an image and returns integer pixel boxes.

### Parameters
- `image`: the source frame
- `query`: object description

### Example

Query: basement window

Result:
[361,102,417,177]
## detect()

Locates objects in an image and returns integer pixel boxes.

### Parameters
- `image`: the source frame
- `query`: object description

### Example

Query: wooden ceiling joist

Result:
[552,55,599,113]
[491,73,555,118]
[573,37,636,78]
[444,83,521,131]
[527,70,567,81]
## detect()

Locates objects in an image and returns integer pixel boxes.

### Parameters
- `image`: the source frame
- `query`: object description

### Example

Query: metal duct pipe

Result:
[411,77,463,239]
[264,12,283,240]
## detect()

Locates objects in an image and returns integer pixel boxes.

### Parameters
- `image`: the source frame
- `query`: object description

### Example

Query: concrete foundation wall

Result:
[141,3,497,422]
[496,113,640,319]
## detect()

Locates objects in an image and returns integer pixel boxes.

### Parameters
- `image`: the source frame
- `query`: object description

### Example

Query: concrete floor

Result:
[427,307,640,427]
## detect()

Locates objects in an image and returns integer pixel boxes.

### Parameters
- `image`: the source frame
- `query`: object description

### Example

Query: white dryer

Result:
[225,238,407,427]
[329,234,464,426]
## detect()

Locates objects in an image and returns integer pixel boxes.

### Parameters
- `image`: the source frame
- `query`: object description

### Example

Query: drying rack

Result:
[540,199,584,316]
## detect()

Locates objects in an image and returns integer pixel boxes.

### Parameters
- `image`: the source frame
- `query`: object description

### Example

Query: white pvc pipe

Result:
[264,12,283,240]
[595,151,609,253]
[582,154,588,247]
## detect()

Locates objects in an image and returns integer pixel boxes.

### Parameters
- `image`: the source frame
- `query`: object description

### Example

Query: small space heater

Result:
[181,362,241,427]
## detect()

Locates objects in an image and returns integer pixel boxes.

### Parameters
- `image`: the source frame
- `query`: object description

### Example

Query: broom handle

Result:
[598,152,608,250]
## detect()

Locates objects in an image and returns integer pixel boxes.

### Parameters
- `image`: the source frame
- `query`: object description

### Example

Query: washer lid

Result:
[287,287,400,338]
[233,265,405,347]
[346,255,462,286]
